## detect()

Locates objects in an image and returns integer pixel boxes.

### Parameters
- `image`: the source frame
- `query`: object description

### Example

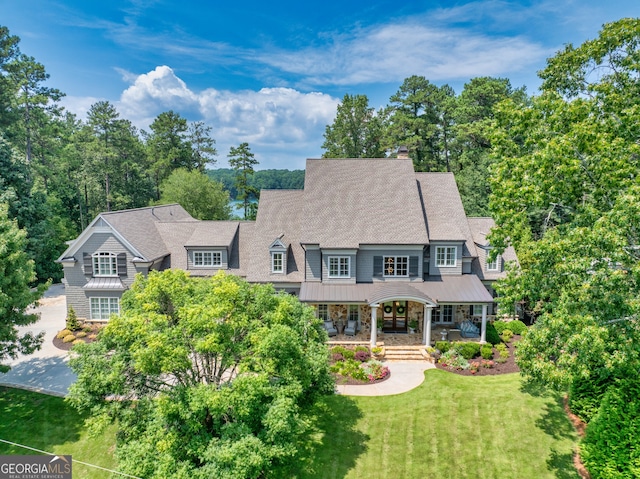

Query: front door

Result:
[382,301,408,332]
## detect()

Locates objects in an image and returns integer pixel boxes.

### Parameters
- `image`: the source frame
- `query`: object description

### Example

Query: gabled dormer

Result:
[269,235,287,274]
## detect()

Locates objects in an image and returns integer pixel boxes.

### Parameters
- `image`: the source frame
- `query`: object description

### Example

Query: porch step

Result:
[382,346,433,362]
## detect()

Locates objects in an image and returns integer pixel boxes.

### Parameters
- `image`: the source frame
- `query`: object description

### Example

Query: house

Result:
[57,158,517,346]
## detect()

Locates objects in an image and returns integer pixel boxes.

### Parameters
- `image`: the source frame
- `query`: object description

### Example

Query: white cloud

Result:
[107,66,337,169]
[259,21,550,87]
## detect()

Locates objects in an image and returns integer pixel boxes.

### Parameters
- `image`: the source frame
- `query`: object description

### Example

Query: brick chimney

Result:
[397,146,409,159]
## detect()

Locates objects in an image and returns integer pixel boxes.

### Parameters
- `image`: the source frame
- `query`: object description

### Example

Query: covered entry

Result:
[381,301,408,332]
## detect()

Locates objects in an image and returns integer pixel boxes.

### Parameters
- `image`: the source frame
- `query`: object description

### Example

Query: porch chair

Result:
[459,320,480,338]
[344,320,358,337]
[323,320,338,337]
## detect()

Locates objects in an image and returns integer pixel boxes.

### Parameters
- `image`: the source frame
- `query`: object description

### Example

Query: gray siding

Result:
[356,248,423,283]
[305,249,321,282]
[186,248,228,270]
[429,242,463,276]
[63,232,137,320]
[321,253,356,283]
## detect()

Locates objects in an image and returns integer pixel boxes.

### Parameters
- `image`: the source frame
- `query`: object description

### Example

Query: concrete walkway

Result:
[335,361,435,396]
[0,284,75,397]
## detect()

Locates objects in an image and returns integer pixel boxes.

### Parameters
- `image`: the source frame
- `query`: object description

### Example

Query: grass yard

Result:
[0,387,117,479]
[0,370,579,479]
[295,369,580,479]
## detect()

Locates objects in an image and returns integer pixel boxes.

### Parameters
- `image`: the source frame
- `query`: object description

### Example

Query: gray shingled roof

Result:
[101,204,194,261]
[416,173,477,258]
[185,221,239,248]
[300,159,429,248]
[246,190,305,283]
[467,217,519,280]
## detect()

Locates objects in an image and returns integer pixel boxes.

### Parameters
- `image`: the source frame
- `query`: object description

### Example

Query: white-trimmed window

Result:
[328,256,350,278]
[384,256,408,277]
[272,252,284,273]
[348,304,359,322]
[436,246,457,267]
[193,251,221,267]
[92,252,117,276]
[317,304,329,320]
[90,297,119,320]
[487,255,499,271]
[472,304,484,316]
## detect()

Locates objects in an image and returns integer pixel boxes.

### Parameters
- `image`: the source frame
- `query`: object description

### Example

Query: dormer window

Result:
[272,252,284,273]
[193,251,221,267]
[487,255,500,271]
[436,246,456,267]
[92,252,118,276]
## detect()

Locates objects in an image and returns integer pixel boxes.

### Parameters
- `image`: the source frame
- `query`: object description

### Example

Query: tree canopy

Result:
[0,202,46,372]
[158,168,231,220]
[488,18,640,478]
[67,270,333,478]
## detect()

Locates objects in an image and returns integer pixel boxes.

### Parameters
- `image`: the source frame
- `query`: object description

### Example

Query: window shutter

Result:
[373,256,382,277]
[83,253,93,276]
[409,256,419,277]
[117,253,127,277]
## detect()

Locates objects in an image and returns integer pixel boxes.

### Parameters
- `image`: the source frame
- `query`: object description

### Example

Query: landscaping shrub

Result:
[435,341,450,353]
[354,350,371,362]
[354,345,369,353]
[439,350,470,370]
[505,320,528,335]
[75,331,87,338]
[569,374,612,423]
[493,321,509,334]
[485,322,501,345]
[331,346,348,356]
[495,343,507,353]
[66,306,81,331]
[454,341,481,360]
[72,339,85,346]
[331,353,344,362]
[500,329,514,342]
[56,329,71,339]
[581,378,640,479]
[481,344,494,360]
[62,334,76,343]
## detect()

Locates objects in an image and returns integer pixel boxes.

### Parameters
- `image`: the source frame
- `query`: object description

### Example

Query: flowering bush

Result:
[332,352,344,362]
[361,360,390,382]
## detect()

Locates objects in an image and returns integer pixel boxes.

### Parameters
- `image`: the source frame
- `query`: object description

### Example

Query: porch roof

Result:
[299,275,493,305]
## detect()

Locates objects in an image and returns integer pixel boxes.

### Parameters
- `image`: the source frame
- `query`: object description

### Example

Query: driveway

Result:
[0,284,76,397]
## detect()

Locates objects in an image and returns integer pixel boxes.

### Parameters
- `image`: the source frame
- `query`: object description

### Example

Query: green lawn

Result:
[0,387,117,479]
[0,371,579,479]
[295,369,580,479]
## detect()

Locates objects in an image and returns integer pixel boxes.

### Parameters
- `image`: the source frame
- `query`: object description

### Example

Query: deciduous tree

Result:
[158,168,231,220]
[321,94,386,158]
[0,202,45,372]
[67,270,333,479]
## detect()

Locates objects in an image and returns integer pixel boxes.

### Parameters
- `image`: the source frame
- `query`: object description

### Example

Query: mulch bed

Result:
[52,324,103,351]
[333,372,391,386]
[434,336,521,376]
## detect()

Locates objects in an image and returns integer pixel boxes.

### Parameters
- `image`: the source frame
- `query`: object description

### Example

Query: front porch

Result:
[327,324,481,347]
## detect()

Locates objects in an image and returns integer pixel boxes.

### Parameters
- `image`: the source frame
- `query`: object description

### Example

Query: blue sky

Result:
[2,0,638,169]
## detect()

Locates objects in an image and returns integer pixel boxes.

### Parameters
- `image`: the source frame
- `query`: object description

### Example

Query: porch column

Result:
[480,304,488,344]
[423,304,432,346]
[370,304,379,348]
